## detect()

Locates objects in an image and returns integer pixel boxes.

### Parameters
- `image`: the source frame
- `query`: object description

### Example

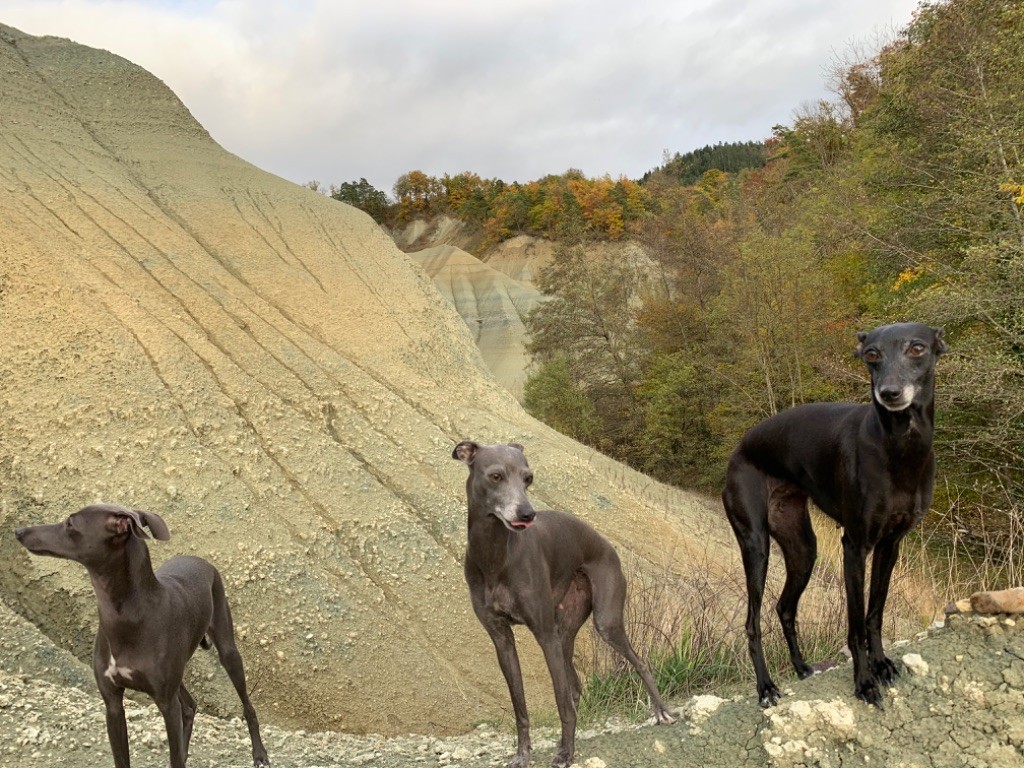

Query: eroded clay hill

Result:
[0,24,724,734]
[408,245,544,397]
[399,225,660,401]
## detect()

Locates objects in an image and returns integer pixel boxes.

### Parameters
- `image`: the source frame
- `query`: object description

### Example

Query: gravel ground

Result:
[1,610,1021,768]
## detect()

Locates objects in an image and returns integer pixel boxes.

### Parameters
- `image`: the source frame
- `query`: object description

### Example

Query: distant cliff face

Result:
[0,24,721,734]
[408,245,545,399]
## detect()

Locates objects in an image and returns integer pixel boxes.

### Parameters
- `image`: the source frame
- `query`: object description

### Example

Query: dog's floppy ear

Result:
[854,331,869,358]
[452,440,479,465]
[933,327,949,356]
[136,510,171,541]
[107,509,148,540]
[107,509,171,541]
[508,442,524,453]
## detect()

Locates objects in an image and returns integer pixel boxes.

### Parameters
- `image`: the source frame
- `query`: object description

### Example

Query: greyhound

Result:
[722,322,947,708]
[15,503,270,768]
[453,441,674,768]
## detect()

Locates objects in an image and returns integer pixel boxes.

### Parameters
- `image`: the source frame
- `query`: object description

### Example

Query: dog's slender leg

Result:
[482,620,532,768]
[589,564,675,723]
[95,635,131,768]
[208,573,270,767]
[866,535,903,685]
[178,685,198,760]
[100,685,130,768]
[841,533,881,707]
[555,580,590,713]
[725,463,779,706]
[538,634,579,768]
[562,635,583,712]
[158,693,187,768]
[770,491,816,679]
[738,535,777,706]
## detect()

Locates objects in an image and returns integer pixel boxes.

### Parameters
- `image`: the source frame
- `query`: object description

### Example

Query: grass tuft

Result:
[576,500,1024,723]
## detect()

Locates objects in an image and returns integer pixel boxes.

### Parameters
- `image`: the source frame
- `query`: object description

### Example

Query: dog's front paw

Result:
[508,749,531,768]
[873,656,900,686]
[551,747,572,768]
[855,679,885,709]
[795,662,814,680]
[758,680,782,708]
[252,751,271,767]
[653,707,676,725]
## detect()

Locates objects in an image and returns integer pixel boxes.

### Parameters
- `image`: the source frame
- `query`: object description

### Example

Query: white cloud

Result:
[0,0,920,193]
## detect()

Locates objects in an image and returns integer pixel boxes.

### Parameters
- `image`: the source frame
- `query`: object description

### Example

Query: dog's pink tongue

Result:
[511,520,533,530]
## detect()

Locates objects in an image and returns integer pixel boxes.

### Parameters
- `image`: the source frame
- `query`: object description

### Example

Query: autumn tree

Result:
[393,170,444,222]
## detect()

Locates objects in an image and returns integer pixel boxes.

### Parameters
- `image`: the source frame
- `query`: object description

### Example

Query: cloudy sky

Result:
[1,0,920,194]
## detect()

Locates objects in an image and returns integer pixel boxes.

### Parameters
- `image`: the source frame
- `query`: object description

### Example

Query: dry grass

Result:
[577,502,1024,721]
[915,478,1024,595]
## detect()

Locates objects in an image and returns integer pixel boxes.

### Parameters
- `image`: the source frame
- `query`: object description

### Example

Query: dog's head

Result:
[15,503,171,569]
[452,440,536,531]
[855,323,947,412]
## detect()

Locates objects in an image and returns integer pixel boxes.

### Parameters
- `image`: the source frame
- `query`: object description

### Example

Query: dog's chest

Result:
[871,489,924,541]
[484,582,527,624]
[104,653,137,686]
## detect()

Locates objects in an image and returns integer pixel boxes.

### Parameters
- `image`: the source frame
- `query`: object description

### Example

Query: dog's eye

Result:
[908,343,927,357]
[489,473,504,482]
[863,349,881,363]
[524,475,534,487]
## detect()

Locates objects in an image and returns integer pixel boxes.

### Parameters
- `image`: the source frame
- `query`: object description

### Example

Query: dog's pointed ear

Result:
[452,440,479,465]
[508,442,524,453]
[933,327,949,355]
[854,331,869,358]
[136,510,171,541]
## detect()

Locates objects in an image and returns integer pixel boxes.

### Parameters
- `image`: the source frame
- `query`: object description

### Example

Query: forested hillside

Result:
[640,141,768,185]
[325,0,1022,588]
[529,0,1022,583]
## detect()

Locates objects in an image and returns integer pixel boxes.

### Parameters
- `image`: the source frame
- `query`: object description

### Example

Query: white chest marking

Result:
[105,654,134,683]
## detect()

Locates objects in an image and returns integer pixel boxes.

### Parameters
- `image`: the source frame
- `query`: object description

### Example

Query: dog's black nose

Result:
[517,506,536,523]
[878,384,903,402]
[14,528,26,541]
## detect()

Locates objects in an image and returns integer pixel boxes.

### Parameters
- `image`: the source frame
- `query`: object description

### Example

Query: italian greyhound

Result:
[722,322,947,708]
[15,503,270,768]
[453,441,674,768]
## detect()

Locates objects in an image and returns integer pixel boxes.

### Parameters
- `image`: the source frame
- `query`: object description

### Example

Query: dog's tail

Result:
[199,633,213,650]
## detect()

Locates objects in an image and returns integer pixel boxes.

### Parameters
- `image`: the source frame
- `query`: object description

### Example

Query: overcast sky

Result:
[1,0,920,194]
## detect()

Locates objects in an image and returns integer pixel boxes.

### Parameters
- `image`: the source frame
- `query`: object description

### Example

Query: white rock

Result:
[685,694,726,722]
[902,653,929,676]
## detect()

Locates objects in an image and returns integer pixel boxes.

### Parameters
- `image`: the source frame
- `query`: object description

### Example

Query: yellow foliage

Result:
[998,182,1024,204]
[892,266,925,291]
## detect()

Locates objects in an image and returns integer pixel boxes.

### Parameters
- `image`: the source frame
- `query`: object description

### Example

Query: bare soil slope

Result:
[0,24,722,735]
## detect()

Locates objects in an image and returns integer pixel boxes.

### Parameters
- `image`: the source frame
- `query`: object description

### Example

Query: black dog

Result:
[722,323,947,707]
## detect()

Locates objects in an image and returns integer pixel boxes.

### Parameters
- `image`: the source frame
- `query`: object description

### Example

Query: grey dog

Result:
[16,503,269,768]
